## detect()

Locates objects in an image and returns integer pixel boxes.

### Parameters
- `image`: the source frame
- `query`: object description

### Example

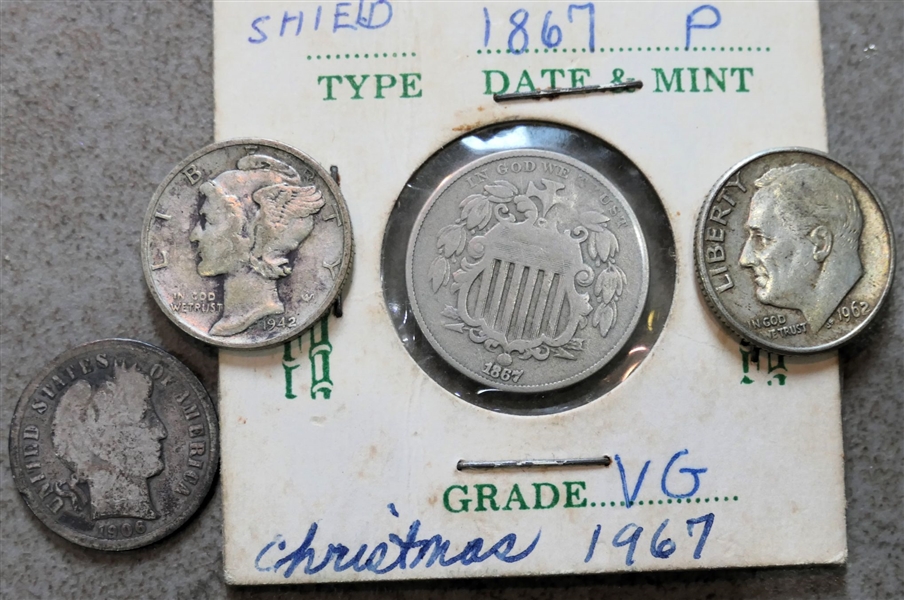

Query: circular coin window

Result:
[382,121,675,415]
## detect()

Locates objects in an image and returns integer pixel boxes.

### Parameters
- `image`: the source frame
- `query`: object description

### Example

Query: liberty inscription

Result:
[695,148,894,353]
[142,139,353,349]
[8,339,218,550]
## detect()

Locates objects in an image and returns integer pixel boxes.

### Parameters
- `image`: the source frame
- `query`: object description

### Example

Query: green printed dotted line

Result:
[476,47,770,55]
[306,51,417,61]
[588,496,739,508]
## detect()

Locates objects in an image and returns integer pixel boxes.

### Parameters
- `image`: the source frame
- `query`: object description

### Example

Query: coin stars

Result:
[409,150,648,393]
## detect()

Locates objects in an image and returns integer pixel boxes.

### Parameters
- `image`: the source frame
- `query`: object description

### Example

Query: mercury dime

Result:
[8,339,218,550]
[142,139,353,348]
[406,150,650,392]
[695,148,895,353]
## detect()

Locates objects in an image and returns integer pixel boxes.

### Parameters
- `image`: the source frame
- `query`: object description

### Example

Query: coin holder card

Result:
[214,2,845,584]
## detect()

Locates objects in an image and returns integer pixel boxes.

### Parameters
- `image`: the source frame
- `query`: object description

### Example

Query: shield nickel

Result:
[406,150,649,392]
[695,148,895,353]
[8,339,218,550]
[142,139,353,348]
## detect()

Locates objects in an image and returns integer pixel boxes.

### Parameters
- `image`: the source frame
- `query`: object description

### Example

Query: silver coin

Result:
[142,139,353,348]
[695,147,895,354]
[8,339,218,551]
[406,149,650,392]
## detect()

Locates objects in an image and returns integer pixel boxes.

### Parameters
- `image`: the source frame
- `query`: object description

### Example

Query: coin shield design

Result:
[407,150,649,392]
[8,340,218,550]
[142,139,353,348]
[695,148,895,353]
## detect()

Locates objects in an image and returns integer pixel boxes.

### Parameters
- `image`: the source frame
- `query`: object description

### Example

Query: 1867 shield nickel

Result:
[8,339,218,550]
[695,148,895,353]
[142,139,353,348]
[406,150,649,392]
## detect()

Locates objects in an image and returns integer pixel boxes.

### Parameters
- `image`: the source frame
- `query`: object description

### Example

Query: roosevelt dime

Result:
[8,339,218,551]
[695,148,895,354]
[142,139,353,348]
[406,150,649,392]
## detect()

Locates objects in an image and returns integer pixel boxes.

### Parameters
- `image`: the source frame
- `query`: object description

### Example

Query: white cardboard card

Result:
[213,1,844,584]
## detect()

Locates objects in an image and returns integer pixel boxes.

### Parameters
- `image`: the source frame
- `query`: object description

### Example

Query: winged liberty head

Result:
[189,154,325,336]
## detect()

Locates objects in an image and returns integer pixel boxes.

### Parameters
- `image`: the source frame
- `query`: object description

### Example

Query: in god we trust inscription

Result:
[407,150,649,393]
[384,122,675,414]
[695,148,895,354]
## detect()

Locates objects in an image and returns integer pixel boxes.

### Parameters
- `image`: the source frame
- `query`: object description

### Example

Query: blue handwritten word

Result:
[255,519,541,577]
[585,513,715,566]
[248,1,393,44]
[685,5,721,50]
[615,449,708,507]
[483,4,596,54]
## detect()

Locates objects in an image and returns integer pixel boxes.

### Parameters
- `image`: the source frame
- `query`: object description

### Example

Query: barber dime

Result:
[142,139,353,348]
[407,150,649,392]
[695,148,895,353]
[8,339,218,550]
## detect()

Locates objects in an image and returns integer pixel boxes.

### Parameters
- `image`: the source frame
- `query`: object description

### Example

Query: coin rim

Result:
[140,138,354,349]
[8,338,219,551]
[382,120,677,415]
[406,148,650,392]
[694,146,896,354]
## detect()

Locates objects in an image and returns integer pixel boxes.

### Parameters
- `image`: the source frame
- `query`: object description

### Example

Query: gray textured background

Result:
[1,2,901,598]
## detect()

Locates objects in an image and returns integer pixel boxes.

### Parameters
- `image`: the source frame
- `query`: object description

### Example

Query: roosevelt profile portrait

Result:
[52,364,167,520]
[739,163,864,331]
[189,154,325,336]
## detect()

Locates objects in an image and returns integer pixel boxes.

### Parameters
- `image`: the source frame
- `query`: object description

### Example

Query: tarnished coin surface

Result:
[695,148,895,353]
[8,339,218,550]
[406,149,649,392]
[142,139,353,348]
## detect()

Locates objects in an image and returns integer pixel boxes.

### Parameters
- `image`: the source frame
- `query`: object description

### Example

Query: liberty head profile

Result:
[739,163,864,331]
[189,154,325,336]
[52,364,167,520]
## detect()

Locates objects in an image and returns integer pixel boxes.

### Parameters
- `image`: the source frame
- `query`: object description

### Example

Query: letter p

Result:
[375,74,397,99]
[686,5,721,50]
